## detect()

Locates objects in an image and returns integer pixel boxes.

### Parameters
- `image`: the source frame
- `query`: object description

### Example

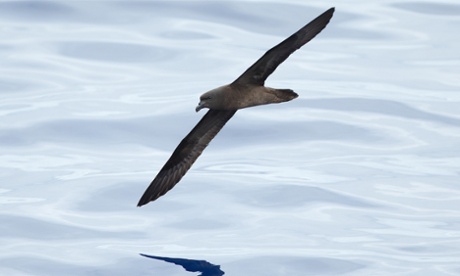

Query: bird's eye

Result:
[203,96,211,100]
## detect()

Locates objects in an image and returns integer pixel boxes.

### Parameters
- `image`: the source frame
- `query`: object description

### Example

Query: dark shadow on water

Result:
[140,253,225,276]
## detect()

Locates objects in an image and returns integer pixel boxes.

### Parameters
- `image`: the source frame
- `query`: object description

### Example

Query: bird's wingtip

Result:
[325,7,335,16]
[137,198,147,207]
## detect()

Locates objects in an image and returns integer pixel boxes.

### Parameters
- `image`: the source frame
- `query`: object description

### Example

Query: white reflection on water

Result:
[1,1,460,275]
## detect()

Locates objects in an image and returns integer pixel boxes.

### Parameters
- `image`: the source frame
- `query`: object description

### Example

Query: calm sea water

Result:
[1,1,459,275]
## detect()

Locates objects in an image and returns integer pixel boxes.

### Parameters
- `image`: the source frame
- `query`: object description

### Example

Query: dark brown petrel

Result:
[138,7,335,206]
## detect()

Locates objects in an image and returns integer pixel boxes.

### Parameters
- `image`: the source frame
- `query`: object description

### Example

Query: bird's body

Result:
[138,7,335,206]
[197,84,298,111]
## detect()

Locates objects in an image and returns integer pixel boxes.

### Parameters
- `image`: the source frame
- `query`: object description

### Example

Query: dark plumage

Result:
[138,8,335,206]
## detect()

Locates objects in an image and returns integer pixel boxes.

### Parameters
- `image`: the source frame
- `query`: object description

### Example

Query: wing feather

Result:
[233,7,334,86]
[137,109,236,206]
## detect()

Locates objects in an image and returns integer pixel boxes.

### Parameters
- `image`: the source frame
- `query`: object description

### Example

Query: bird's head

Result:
[196,86,228,112]
[196,92,213,112]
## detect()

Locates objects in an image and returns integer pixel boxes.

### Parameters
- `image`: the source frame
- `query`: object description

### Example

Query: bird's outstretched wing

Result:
[137,109,236,206]
[233,7,334,86]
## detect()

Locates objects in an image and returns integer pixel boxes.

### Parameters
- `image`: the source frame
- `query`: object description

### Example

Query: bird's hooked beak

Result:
[195,102,204,112]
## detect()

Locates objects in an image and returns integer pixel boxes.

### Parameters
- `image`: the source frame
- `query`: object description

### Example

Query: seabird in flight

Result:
[138,7,335,206]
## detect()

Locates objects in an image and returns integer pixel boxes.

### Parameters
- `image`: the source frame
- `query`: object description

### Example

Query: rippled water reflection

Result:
[1,1,459,275]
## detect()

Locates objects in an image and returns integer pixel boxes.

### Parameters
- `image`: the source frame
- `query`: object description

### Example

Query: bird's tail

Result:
[273,89,298,102]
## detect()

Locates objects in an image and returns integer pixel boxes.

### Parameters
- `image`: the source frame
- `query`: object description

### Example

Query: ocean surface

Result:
[1,1,459,275]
